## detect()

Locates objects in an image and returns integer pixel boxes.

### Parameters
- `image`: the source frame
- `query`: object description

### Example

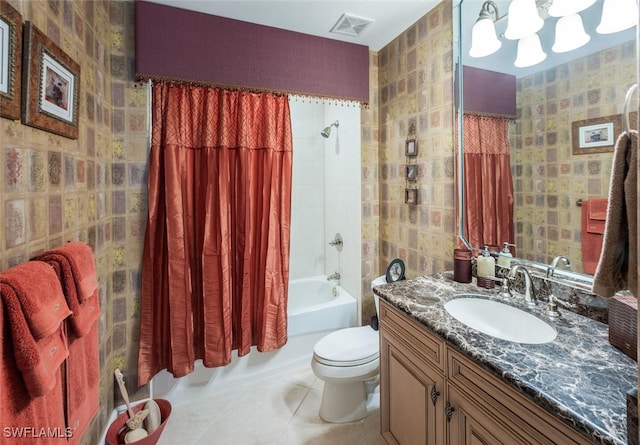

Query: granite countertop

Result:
[373,272,638,445]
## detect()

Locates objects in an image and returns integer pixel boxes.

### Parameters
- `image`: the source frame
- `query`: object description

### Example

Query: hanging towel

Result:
[63,322,99,445]
[0,262,72,398]
[33,244,100,337]
[593,130,638,298]
[33,242,97,302]
[581,198,608,274]
[0,305,69,445]
[33,244,101,445]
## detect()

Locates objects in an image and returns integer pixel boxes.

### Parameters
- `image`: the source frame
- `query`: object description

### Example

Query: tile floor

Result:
[157,364,386,445]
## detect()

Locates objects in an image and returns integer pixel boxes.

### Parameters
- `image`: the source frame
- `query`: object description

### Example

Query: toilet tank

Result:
[371,275,387,317]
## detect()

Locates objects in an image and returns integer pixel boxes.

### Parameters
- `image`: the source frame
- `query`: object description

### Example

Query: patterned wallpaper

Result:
[513,39,637,272]
[0,1,148,443]
[1,0,457,441]
[376,1,456,283]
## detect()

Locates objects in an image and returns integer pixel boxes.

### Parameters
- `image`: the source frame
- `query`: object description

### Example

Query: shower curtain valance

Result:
[134,1,370,105]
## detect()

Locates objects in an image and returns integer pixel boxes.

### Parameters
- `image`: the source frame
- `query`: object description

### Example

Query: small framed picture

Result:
[571,114,622,155]
[405,188,418,205]
[405,138,418,156]
[21,22,80,139]
[0,0,23,120]
[405,164,417,181]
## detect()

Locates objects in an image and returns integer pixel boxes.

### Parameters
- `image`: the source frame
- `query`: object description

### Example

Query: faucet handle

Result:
[498,279,512,300]
[546,295,561,318]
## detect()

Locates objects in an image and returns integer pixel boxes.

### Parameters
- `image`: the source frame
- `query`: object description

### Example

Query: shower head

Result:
[320,120,340,138]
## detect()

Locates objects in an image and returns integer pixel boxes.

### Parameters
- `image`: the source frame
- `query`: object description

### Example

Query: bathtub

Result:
[151,275,357,406]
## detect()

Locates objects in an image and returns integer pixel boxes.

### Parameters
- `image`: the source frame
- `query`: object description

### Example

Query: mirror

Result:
[454,0,637,281]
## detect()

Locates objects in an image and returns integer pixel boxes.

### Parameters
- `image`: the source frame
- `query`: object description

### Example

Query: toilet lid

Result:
[313,326,379,366]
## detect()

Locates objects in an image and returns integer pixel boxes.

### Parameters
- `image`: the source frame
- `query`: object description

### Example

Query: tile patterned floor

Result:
[157,365,386,445]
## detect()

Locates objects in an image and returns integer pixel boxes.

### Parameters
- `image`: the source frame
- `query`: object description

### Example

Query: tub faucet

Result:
[547,255,572,278]
[327,272,341,282]
[508,265,537,306]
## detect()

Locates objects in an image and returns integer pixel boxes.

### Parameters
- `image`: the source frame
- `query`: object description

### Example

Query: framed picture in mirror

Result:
[572,114,622,155]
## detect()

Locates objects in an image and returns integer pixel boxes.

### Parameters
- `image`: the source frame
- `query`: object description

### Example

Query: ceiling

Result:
[143,0,442,51]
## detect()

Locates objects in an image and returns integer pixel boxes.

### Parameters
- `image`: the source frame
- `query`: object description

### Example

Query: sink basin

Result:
[444,295,557,344]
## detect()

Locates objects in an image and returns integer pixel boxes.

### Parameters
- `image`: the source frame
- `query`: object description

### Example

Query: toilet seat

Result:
[313,326,379,367]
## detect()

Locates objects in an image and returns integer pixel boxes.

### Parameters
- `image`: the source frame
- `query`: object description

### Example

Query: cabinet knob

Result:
[445,401,456,422]
[430,386,440,406]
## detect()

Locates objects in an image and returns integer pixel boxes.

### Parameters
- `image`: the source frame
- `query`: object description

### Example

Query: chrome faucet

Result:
[329,233,343,251]
[546,255,572,278]
[327,271,341,282]
[508,265,537,306]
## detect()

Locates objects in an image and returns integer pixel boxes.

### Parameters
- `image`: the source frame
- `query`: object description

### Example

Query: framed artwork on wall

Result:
[405,164,417,181]
[571,114,622,155]
[405,138,418,156]
[21,22,80,139]
[405,188,418,205]
[0,0,22,121]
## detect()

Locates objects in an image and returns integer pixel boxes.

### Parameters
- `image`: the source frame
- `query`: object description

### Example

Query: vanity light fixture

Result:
[469,1,503,58]
[552,13,591,53]
[470,0,638,69]
[504,0,544,40]
[596,0,639,34]
[514,33,547,67]
[548,0,597,17]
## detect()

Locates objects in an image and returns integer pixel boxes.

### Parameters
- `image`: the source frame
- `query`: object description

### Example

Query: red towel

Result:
[581,198,607,275]
[0,263,72,398]
[33,244,101,445]
[1,304,69,445]
[0,262,72,339]
[64,322,99,445]
[34,242,98,302]
[33,249,100,337]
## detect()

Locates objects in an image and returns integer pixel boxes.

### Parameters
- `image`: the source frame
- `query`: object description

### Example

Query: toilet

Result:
[310,275,386,423]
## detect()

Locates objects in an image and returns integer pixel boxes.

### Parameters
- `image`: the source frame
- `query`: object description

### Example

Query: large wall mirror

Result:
[454,0,638,282]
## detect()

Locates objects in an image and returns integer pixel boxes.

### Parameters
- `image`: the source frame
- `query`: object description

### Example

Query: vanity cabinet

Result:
[379,299,592,445]
[379,299,446,445]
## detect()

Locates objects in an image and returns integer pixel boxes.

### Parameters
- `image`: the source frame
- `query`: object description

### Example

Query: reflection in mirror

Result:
[454,0,637,278]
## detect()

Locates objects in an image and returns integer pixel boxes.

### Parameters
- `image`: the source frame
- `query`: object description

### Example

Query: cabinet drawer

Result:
[379,299,445,372]
[447,349,591,445]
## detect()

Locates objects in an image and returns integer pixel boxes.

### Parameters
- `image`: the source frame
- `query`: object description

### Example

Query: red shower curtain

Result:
[459,114,514,250]
[138,84,293,385]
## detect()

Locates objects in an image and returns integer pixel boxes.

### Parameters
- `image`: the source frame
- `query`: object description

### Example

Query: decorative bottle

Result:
[476,245,496,289]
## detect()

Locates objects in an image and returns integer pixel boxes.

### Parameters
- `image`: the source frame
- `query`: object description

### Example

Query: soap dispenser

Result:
[476,245,496,289]
[497,242,514,268]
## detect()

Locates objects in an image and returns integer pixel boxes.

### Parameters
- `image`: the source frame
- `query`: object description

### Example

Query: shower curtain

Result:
[138,83,293,385]
[460,114,514,250]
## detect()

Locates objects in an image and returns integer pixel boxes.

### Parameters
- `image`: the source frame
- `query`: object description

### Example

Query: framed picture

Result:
[405,138,418,156]
[571,114,622,155]
[0,0,22,120]
[22,22,80,139]
[405,164,417,181]
[405,188,418,205]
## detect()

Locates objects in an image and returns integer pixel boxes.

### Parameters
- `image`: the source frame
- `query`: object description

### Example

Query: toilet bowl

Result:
[310,275,386,423]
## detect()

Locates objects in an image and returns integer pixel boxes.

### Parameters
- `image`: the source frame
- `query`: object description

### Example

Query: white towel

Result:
[592,130,638,298]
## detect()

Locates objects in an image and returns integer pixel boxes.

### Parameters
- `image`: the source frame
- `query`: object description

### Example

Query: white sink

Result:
[444,296,557,344]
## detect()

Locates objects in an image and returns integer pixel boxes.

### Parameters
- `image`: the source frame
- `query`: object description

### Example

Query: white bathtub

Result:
[151,275,357,406]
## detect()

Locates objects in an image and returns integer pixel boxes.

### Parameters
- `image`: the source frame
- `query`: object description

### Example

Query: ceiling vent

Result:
[330,13,374,37]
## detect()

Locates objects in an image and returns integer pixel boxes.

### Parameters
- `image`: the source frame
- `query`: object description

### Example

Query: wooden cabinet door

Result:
[447,384,520,445]
[380,330,445,445]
